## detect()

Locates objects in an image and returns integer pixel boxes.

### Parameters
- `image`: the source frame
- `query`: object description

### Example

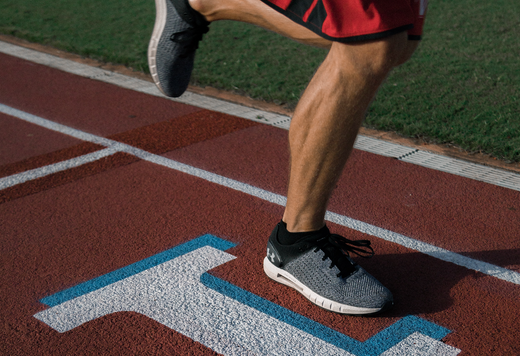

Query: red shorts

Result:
[261,0,428,42]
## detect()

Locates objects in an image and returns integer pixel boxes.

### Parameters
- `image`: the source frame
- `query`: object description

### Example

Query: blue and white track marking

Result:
[35,236,460,355]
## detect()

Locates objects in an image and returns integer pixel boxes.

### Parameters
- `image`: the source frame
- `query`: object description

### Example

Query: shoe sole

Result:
[147,0,168,96]
[263,257,387,315]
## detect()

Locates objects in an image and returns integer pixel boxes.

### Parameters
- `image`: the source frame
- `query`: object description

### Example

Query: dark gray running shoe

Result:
[148,0,209,97]
[264,222,393,315]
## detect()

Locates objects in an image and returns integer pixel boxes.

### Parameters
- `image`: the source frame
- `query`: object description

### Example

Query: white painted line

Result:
[2,40,518,191]
[326,212,520,285]
[0,104,117,147]
[2,102,519,286]
[0,147,119,190]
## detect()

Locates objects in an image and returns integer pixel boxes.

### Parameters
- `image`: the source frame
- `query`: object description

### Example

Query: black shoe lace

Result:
[170,24,209,58]
[314,234,374,278]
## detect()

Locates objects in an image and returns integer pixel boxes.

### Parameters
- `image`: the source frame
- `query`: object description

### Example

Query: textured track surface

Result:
[1,49,519,355]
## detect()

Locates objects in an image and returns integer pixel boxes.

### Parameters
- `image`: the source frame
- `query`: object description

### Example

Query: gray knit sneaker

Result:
[148,0,209,97]
[264,222,393,315]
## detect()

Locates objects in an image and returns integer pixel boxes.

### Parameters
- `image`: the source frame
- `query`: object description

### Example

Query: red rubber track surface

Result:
[1,52,519,355]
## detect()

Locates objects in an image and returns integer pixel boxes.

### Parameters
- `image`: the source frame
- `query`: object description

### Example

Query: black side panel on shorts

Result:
[286,0,315,18]
[306,0,327,29]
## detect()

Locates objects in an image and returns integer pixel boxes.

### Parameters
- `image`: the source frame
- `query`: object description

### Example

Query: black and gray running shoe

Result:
[264,221,393,315]
[148,0,209,97]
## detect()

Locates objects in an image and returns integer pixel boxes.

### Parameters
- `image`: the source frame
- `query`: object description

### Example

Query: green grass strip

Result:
[1,0,518,162]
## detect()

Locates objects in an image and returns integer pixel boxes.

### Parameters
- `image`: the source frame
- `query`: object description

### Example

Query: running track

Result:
[1,41,519,355]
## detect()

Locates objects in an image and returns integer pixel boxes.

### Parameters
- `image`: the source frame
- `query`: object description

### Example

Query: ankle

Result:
[282,215,325,233]
[188,0,216,21]
[277,221,329,245]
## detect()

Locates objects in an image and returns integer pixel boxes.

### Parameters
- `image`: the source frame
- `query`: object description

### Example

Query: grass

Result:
[367,0,520,161]
[0,0,519,162]
[0,0,153,71]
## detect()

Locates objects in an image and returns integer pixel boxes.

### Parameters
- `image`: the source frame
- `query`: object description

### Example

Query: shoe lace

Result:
[314,234,374,278]
[170,24,210,58]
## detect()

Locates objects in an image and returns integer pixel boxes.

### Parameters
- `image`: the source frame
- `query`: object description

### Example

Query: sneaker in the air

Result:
[264,221,393,315]
[148,0,209,97]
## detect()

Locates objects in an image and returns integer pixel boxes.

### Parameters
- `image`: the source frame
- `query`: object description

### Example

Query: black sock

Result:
[277,221,329,245]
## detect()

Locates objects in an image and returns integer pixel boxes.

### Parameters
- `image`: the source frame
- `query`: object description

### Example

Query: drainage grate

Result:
[353,136,417,158]
[398,150,520,191]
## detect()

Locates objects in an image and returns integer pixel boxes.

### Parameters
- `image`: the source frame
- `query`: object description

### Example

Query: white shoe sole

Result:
[263,257,383,315]
[147,0,167,95]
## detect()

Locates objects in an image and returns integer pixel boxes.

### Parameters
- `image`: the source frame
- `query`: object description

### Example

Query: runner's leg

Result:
[282,32,410,231]
[189,0,417,232]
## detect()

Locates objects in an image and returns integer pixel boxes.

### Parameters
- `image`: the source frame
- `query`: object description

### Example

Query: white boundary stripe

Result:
[1,40,519,191]
[0,147,119,190]
[2,102,519,286]
[326,212,520,285]
[0,104,117,147]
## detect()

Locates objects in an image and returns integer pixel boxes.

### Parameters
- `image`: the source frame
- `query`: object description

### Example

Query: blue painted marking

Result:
[201,273,450,356]
[40,235,236,307]
[40,235,452,355]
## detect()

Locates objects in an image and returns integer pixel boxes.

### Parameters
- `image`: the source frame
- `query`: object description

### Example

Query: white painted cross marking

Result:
[35,246,354,355]
[34,238,460,355]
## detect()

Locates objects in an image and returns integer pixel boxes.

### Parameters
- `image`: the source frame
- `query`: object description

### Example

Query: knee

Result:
[330,31,412,80]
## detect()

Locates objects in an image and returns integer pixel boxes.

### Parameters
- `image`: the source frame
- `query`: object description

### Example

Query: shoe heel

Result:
[263,256,279,280]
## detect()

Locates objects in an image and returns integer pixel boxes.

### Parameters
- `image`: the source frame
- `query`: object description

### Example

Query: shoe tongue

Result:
[321,238,357,277]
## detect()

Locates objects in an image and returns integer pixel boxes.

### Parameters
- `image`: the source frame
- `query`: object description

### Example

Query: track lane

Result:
[1,48,519,355]
[4,101,518,284]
